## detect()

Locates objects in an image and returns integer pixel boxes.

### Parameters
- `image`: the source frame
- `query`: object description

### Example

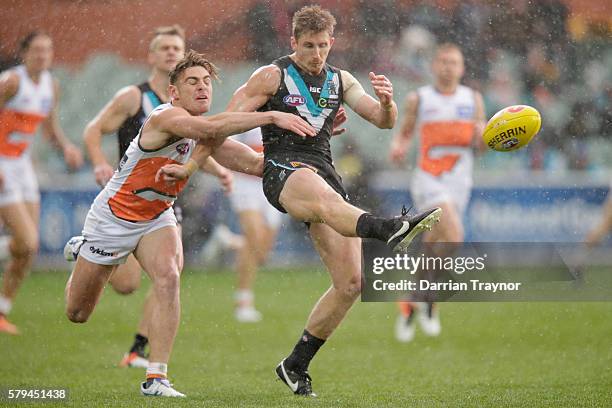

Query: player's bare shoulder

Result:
[146,103,187,132]
[228,64,281,112]
[249,64,282,95]
[111,85,142,117]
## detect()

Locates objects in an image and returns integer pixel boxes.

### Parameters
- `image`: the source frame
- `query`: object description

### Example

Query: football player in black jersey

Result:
[225,5,442,397]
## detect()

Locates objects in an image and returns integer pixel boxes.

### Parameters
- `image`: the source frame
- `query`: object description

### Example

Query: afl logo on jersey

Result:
[176,143,190,155]
[283,94,306,107]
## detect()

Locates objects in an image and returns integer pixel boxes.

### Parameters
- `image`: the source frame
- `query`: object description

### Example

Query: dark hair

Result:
[19,31,50,54]
[169,50,219,85]
[292,5,336,40]
[149,24,186,51]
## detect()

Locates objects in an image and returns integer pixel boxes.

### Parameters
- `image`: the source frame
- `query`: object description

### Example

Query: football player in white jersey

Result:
[0,32,83,335]
[64,50,315,397]
[389,43,486,342]
[81,25,233,369]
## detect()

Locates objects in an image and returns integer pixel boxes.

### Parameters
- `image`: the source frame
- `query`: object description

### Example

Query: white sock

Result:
[146,362,167,379]
[0,236,10,261]
[235,290,254,308]
[0,294,12,315]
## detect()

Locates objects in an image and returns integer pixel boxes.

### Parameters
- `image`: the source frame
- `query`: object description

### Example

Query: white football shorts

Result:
[229,173,281,229]
[0,155,40,206]
[79,199,177,265]
[411,169,472,216]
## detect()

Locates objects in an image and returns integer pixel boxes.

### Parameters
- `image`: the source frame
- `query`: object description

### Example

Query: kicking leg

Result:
[280,169,441,250]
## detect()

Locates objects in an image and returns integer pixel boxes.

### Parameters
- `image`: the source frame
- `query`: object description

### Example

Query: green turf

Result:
[2,268,612,407]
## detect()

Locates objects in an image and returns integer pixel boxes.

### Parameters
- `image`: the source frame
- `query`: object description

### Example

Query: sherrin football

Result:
[482,105,541,152]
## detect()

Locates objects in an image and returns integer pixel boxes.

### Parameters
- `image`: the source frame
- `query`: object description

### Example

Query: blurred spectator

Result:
[394,25,436,84]
[449,0,490,82]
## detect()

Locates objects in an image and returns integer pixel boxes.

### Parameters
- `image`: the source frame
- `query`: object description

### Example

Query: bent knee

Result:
[336,276,362,300]
[10,239,39,258]
[110,277,140,295]
[153,268,181,295]
[66,307,90,324]
[112,285,138,296]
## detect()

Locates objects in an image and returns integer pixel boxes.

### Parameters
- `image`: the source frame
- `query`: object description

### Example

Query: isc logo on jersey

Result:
[483,105,542,152]
[283,95,306,107]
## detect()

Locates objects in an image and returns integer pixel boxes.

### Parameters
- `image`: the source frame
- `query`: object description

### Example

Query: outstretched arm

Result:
[149,106,315,148]
[342,70,398,129]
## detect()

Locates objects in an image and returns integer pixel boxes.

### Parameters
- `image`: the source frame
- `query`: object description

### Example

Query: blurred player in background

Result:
[0,31,83,335]
[64,50,316,397]
[82,25,232,367]
[229,128,281,322]
[584,188,612,247]
[227,5,441,397]
[389,43,485,342]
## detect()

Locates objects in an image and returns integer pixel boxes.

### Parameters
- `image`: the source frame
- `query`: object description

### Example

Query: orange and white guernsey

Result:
[97,103,196,222]
[0,65,54,157]
[415,84,476,183]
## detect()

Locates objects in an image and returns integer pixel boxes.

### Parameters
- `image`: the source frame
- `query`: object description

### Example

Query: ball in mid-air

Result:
[483,105,541,152]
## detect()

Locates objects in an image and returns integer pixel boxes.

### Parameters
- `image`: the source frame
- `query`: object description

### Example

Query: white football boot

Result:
[394,314,416,343]
[140,378,185,397]
[63,236,85,262]
[417,302,441,337]
[235,306,262,323]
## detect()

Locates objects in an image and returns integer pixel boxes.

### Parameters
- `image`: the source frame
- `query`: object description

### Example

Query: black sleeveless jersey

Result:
[259,56,344,163]
[116,82,164,158]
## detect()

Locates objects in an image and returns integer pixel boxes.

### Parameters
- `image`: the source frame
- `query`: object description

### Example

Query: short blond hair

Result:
[149,24,186,51]
[292,5,336,40]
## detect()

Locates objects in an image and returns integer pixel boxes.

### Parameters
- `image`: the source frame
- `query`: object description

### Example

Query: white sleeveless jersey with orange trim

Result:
[231,127,263,153]
[94,103,196,222]
[0,65,54,157]
[414,85,476,183]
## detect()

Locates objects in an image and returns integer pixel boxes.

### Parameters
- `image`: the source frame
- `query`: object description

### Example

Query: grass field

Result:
[2,267,612,407]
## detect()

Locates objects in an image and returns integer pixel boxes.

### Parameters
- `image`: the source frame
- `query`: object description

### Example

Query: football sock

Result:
[285,330,325,374]
[235,289,254,308]
[0,294,12,316]
[398,301,413,318]
[146,362,167,381]
[356,213,403,241]
[129,333,148,355]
